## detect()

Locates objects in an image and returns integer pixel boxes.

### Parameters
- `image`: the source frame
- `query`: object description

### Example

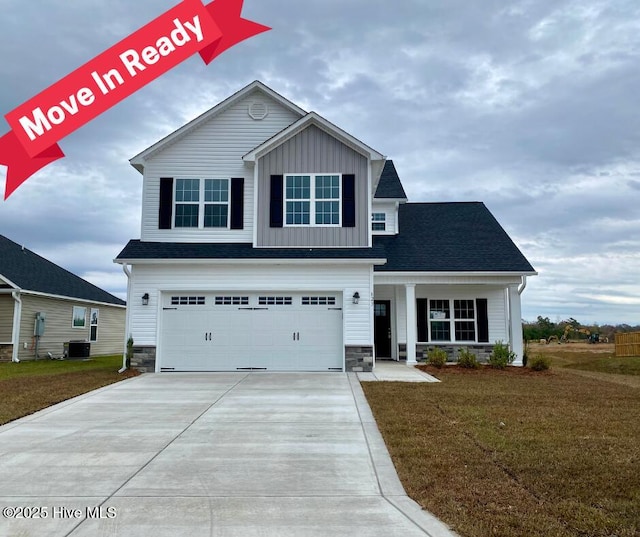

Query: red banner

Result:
[0,0,269,199]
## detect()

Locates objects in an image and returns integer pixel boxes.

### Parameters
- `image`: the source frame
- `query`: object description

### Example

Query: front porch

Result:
[373,276,526,366]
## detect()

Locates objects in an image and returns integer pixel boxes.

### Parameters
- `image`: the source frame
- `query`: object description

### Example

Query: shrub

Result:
[488,341,516,369]
[427,348,448,368]
[457,348,479,369]
[529,354,551,371]
[126,336,134,369]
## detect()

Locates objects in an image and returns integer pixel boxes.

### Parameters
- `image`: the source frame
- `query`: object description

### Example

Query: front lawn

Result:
[0,355,139,425]
[362,366,640,537]
[530,343,640,376]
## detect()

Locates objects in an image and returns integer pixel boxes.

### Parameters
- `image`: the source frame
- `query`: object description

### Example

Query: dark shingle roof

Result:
[0,235,125,305]
[373,202,535,272]
[116,203,534,274]
[116,241,387,261]
[374,160,408,199]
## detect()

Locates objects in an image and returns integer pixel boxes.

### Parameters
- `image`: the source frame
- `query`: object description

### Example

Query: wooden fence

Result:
[615,332,640,357]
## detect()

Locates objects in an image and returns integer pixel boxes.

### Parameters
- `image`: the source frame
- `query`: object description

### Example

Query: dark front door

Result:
[374,300,392,358]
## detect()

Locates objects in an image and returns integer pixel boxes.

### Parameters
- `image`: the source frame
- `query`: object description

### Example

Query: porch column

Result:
[405,284,417,364]
[508,285,523,366]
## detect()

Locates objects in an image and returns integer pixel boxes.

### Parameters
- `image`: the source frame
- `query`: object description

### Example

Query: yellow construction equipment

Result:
[561,325,600,343]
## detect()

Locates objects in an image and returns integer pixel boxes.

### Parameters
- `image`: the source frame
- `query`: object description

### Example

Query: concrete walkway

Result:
[358,360,440,382]
[0,373,457,537]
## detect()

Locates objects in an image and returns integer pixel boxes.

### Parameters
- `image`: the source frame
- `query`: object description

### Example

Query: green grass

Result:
[0,355,138,425]
[0,354,125,379]
[362,365,640,537]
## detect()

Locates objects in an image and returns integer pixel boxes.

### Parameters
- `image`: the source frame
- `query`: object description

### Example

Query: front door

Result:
[374,300,392,358]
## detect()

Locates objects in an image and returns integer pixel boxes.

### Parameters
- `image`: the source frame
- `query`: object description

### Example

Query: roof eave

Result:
[0,274,19,289]
[115,257,388,266]
[374,270,538,277]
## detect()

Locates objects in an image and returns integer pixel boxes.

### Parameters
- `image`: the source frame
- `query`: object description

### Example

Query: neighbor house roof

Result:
[374,160,408,200]
[115,241,387,263]
[373,202,536,273]
[0,235,125,305]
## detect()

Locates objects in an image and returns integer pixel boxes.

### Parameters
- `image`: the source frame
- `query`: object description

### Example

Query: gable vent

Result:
[248,101,269,120]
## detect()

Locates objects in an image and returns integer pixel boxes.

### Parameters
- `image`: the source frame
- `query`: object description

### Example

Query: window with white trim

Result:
[174,178,229,228]
[285,174,341,226]
[428,299,476,342]
[429,300,451,341]
[372,212,386,231]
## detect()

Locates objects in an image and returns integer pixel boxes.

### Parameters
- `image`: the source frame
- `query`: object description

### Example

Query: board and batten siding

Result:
[17,295,125,360]
[128,263,373,346]
[257,125,370,247]
[388,285,508,344]
[0,294,14,342]
[140,89,301,243]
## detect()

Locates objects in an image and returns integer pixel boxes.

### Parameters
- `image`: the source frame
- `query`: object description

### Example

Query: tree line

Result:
[523,316,640,342]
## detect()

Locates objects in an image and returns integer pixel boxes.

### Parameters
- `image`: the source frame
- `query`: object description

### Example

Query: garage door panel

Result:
[160,293,343,372]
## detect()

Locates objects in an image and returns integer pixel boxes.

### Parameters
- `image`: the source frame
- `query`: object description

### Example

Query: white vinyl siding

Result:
[140,89,301,242]
[127,263,373,347]
[371,202,397,235]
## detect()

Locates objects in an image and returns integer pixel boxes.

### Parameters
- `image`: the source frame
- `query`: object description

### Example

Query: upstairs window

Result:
[372,212,386,231]
[285,174,341,226]
[174,179,229,228]
[175,179,200,228]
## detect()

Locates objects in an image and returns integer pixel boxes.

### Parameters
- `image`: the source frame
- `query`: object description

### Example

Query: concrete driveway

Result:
[0,373,457,537]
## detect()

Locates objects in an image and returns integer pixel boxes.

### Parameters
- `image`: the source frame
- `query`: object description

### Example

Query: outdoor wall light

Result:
[142,293,150,306]
[352,292,360,305]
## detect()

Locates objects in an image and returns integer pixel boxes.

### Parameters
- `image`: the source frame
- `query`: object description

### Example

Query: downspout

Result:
[518,275,527,295]
[11,291,21,362]
[119,264,132,373]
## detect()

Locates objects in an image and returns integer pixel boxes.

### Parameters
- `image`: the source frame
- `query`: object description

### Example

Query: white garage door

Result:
[159,293,343,371]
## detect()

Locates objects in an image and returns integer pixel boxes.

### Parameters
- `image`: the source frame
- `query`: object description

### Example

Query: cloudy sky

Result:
[1,0,639,325]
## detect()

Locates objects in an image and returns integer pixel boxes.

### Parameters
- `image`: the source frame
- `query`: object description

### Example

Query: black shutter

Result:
[270,175,283,228]
[417,299,428,342]
[476,299,489,343]
[230,178,244,230]
[159,177,173,230]
[342,174,356,227]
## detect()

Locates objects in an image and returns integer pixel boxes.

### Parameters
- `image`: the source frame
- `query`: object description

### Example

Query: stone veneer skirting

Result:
[131,346,156,373]
[0,344,13,363]
[131,345,373,373]
[416,344,494,363]
[345,346,374,372]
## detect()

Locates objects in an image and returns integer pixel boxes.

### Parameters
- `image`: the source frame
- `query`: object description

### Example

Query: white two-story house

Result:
[115,81,536,373]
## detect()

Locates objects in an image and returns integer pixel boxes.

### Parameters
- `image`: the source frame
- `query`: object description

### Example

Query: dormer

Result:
[244,112,385,248]
[371,160,408,235]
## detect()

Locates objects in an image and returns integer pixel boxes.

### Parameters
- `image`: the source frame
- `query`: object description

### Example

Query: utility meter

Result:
[34,312,46,336]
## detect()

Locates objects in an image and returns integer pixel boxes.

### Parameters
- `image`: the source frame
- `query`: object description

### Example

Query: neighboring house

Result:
[0,235,126,362]
[115,81,536,373]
